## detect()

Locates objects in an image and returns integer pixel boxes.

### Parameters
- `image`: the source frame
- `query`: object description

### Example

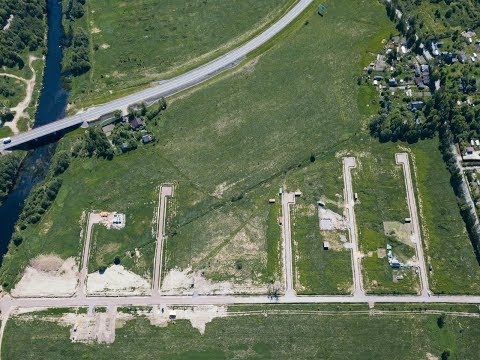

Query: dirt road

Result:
[152,185,174,293]
[1,56,41,134]
[343,157,364,297]
[281,191,296,297]
[396,153,430,297]
[78,213,101,297]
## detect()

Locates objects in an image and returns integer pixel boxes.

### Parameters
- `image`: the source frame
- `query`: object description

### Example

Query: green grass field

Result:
[287,155,353,294]
[0,75,26,108]
[3,0,480,296]
[353,140,420,294]
[3,308,480,359]
[410,139,480,294]
[291,197,353,294]
[66,0,294,109]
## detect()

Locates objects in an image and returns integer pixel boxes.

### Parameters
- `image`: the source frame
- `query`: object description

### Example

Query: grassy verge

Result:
[4,310,480,359]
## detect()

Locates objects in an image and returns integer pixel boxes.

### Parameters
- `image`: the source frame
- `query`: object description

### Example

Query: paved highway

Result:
[0,0,313,152]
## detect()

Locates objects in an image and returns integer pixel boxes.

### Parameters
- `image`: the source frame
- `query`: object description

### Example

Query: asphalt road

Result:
[396,153,430,297]
[0,0,313,152]
[152,185,174,293]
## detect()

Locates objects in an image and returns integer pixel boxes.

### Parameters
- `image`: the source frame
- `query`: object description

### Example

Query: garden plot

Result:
[292,196,353,295]
[353,147,420,294]
[84,207,155,296]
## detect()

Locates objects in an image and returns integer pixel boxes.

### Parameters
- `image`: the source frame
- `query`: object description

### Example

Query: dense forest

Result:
[0,152,24,205]
[0,0,46,69]
[62,0,91,76]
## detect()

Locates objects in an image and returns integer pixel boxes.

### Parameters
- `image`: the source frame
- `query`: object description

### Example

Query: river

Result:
[0,0,69,264]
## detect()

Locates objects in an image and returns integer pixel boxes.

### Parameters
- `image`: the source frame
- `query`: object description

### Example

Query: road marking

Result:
[152,185,174,293]
[396,153,430,297]
[343,157,364,297]
[281,192,297,297]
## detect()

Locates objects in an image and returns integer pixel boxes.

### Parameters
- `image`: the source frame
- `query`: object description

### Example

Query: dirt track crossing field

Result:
[153,185,174,293]
[396,153,430,297]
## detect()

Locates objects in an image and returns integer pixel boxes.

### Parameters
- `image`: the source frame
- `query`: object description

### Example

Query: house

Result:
[414,77,425,89]
[130,117,144,130]
[423,50,433,61]
[413,62,421,77]
[102,123,115,136]
[391,258,401,268]
[388,78,398,87]
[408,101,424,111]
[142,134,152,144]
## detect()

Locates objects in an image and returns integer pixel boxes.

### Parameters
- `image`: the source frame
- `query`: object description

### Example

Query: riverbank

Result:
[0,0,69,270]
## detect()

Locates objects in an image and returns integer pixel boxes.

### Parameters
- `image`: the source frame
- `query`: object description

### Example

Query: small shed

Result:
[100,212,109,217]
[404,217,412,223]
[354,193,359,201]
[269,198,276,204]
[120,143,130,153]
[317,200,325,207]
[277,216,283,225]
[391,258,401,268]
[142,134,152,144]
[169,310,177,320]
[294,191,302,197]
[323,241,330,250]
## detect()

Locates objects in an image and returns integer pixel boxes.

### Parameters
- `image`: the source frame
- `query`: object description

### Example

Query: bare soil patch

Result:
[11,256,78,297]
[86,265,150,296]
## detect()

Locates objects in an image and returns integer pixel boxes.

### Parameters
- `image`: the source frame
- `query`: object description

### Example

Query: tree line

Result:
[0,152,24,205]
[62,0,91,76]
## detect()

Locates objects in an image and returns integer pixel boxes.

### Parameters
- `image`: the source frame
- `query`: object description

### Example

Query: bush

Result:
[437,313,446,328]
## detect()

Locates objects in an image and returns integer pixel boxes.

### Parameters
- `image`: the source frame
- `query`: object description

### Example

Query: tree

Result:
[437,313,446,328]
[114,256,121,265]
[441,349,451,360]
